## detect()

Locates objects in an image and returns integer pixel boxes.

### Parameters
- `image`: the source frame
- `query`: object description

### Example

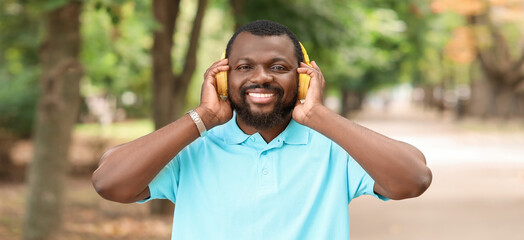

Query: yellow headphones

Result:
[215,42,312,101]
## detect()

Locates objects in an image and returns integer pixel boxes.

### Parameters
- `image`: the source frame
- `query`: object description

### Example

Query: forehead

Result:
[229,32,297,63]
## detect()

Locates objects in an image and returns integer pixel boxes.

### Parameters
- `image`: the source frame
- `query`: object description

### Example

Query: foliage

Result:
[0,0,41,137]
[81,1,155,118]
[0,0,157,137]
[0,69,39,138]
[328,2,407,92]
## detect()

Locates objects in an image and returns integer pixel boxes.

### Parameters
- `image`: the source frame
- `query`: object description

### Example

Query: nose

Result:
[250,66,272,85]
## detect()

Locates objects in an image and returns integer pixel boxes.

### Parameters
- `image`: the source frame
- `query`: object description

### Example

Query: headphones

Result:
[215,42,312,101]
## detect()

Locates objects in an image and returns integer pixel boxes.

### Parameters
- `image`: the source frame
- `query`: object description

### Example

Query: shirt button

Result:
[251,137,255,142]
[262,168,269,175]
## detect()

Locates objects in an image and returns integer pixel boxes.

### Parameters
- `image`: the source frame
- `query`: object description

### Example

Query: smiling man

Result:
[92,20,432,240]
[227,28,300,136]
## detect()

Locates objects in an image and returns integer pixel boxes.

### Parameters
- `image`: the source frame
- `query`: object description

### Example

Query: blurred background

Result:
[0,0,523,239]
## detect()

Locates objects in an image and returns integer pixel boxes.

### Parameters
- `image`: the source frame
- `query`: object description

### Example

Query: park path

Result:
[347,100,524,240]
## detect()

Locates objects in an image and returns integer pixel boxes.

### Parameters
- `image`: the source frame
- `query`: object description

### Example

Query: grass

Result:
[74,119,154,141]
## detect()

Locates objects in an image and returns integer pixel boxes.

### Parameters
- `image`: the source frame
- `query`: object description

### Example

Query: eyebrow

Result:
[233,56,296,68]
[271,57,292,64]
[237,57,253,62]
[235,57,292,63]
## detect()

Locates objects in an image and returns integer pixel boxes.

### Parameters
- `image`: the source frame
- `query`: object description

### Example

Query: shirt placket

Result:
[249,136,284,192]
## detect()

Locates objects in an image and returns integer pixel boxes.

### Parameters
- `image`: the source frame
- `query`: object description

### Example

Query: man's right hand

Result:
[197,58,233,130]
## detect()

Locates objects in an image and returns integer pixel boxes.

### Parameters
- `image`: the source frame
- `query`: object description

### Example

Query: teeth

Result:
[248,93,274,98]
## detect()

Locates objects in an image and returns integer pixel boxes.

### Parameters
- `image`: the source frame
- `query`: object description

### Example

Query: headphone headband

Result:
[299,42,310,64]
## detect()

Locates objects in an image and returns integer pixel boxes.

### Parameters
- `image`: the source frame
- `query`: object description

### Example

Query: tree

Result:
[433,0,524,117]
[150,0,209,214]
[467,11,524,117]
[23,1,83,239]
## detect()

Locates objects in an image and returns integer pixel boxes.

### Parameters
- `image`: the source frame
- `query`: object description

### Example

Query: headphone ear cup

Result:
[216,50,228,99]
[298,72,310,101]
[298,42,312,101]
[216,70,228,99]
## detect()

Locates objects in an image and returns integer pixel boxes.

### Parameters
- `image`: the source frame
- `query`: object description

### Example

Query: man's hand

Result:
[293,61,327,126]
[197,58,233,130]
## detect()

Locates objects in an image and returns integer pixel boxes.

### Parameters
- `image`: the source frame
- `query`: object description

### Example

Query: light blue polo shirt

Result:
[140,117,387,240]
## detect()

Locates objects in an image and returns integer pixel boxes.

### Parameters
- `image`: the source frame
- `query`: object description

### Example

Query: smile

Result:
[248,93,275,98]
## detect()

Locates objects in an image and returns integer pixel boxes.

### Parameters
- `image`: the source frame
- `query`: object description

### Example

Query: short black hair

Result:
[225,20,304,64]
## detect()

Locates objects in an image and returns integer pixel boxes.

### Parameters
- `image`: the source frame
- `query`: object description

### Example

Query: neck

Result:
[236,114,292,143]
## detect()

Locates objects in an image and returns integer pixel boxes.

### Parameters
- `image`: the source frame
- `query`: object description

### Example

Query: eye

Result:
[270,65,287,71]
[236,65,252,71]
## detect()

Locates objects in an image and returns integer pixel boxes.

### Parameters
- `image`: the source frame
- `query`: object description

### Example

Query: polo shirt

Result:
[140,117,388,240]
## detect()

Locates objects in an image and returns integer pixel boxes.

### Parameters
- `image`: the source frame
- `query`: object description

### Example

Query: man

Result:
[92,20,432,239]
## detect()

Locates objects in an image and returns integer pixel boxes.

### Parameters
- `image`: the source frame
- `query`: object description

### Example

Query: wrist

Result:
[302,104,330,128]
[194,106,220,130]
[187,109,207,137]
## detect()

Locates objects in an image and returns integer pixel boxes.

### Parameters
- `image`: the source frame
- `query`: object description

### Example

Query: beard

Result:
[229,83,298,130]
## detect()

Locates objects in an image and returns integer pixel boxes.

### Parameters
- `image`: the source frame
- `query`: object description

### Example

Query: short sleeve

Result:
[347,155,389,202]
[137,156,180,204]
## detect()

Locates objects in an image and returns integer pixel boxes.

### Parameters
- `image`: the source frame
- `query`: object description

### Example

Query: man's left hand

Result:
[293,61,327,126]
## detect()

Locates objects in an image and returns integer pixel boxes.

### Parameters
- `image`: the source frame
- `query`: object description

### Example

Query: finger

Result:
[310,61,325,88]
[298,63,325,98]
[211,58,228,67]
[311,61,320,70]
[204,59,229,76]
[297,63,318,81]
[299,62,320,79]
[204,65,229,82]
[310,61,323,79]
[210,65,229,75]
[207,58,228,70]
[297,63,315,75]
[202,64,229,101]
[300,62,313,70]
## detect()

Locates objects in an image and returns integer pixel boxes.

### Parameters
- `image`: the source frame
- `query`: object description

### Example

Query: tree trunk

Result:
[491,81,521,118]
[150,0,208,215]
[467,76,493,118]
[150,0,181,216]
[23,2,83,240]
[152,0,181,129]
[229,0,244,30]
[341,89,364,118]
[174,0,208,117]
[466,13,524,118]
[422,86,434,110]
[468,76,524,118]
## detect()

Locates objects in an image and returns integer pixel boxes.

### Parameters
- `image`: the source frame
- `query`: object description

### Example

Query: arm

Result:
[92,59,232,203]
[294,62,432,200]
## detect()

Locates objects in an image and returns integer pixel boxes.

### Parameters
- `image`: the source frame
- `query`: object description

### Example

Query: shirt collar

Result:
[221,115,251,144]
[279,119,309,145]
[219,114,309,145]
